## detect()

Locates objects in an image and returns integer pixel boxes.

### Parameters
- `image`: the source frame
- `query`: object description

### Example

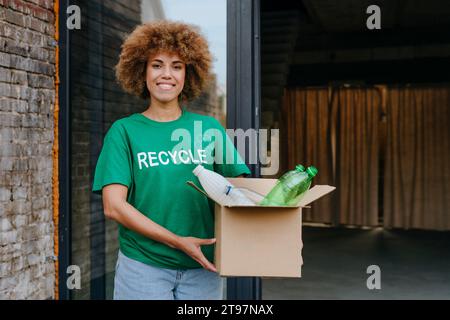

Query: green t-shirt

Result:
[92,108,251,269]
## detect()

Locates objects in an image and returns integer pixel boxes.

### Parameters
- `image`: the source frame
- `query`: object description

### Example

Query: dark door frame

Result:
[59,0,108,300]
[58,0,72,301]
[226,0,262,300]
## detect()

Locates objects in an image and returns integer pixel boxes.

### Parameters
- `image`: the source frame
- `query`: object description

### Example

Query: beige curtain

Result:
[334,87,381,227]
[282,84,450,230]
[281,87,334,223]
[383,85,450,230]
[281,88,381,226]
[281,86,381,226]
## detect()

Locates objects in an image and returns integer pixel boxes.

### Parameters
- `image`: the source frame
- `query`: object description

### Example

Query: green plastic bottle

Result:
[259,165,318,206]
[288,166,318,205]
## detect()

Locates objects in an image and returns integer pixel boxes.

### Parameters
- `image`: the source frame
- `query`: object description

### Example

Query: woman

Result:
[92,20,250,300]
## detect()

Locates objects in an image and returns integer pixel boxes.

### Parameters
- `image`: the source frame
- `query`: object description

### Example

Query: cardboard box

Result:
[188,178,335,278]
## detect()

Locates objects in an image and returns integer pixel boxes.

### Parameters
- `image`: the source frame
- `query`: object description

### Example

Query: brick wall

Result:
[0,0,56,299]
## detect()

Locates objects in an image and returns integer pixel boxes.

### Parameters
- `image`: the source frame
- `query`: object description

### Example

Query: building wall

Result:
[0,0,56,299]
[186,73,226,126]
[0,0,227,300]
[69,0,224,299]
[69,0,145,299]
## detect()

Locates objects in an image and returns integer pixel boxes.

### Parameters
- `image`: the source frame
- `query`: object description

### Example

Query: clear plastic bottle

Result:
[226,186,265,204]
[259,165,318,206]
[192,165,254,206]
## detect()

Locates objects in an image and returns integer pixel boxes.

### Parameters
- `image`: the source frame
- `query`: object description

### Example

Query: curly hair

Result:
[115,20,213,102]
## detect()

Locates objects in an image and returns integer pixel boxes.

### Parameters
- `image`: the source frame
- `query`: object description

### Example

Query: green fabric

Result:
[92,108,251,269]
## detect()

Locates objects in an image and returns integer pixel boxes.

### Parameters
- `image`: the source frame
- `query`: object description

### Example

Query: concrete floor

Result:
[262,226,450,300]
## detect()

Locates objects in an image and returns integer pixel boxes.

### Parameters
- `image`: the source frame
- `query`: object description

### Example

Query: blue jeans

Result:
[113,250,224,300]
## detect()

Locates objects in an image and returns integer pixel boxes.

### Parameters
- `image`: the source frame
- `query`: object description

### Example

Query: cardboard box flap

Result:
[186,181,263,207]
[186,181,210,199]
[297,185,336,207]
[186,179,316,208]
[227,204,302,208]
[226,178,278,195]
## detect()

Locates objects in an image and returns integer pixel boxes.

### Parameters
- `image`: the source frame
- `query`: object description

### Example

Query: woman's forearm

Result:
[106,200,181,249]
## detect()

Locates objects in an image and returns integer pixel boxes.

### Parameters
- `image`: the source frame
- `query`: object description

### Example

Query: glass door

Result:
[65,0,228,299]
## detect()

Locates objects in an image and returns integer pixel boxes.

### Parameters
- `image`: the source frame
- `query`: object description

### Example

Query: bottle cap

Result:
[193,165,204,176]
[306,166,318,177]
[295,164,305,172]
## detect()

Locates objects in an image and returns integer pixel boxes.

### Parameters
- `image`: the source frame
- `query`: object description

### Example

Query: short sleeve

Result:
[211,119,251,178]
[92,122,133,195]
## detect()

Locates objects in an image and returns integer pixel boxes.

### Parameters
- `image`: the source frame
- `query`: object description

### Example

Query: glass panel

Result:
[152,0,228,125]
[69,0,227,299]
[259,0,450,299]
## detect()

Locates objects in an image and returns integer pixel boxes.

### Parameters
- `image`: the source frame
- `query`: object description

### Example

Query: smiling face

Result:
[145,51,186,105]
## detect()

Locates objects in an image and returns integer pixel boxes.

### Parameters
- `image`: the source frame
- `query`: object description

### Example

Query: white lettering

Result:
[188,149,200,164]
[137,152,148,170]
[136,149,208,168]
[178,304,211,317]
[178,150,190,164]
[198,149,206,164]
[158,151,169,165]
[147,152,159,167]
[167,150,178,164]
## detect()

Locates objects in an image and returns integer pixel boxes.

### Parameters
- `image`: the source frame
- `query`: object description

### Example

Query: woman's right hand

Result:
[176,236,217,273]
[101,185,218,273]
